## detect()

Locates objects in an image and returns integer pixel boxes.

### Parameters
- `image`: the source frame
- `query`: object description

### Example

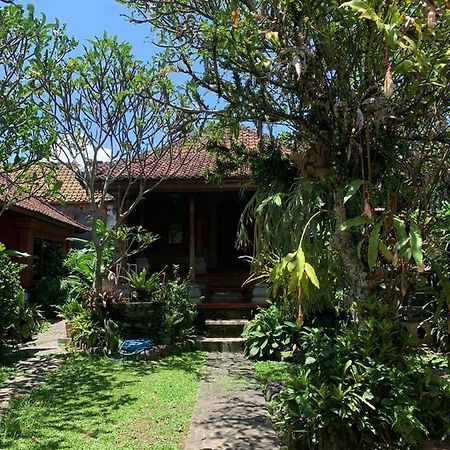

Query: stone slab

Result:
[184,352,280,450]
[0,320,67,418]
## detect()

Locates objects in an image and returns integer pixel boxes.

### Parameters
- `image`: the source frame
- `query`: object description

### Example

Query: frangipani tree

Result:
[34,35,193,293]
[0,3,73,215]
[121,0,449,318]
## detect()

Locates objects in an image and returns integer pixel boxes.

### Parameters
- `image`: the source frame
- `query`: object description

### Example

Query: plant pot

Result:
[161,336,171,345]
[111,301,163,339]
[252,283,269,303]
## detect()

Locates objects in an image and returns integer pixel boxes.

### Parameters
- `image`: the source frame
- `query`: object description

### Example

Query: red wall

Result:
[0,210,72,288]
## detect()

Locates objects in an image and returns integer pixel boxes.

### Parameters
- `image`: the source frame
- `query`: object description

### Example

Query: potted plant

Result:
[111,268,164,338]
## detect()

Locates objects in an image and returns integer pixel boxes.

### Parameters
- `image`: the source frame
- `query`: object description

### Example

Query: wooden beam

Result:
[189,194,196,281]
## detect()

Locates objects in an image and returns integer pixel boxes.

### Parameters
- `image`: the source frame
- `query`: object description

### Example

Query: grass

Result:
[253,360,297,386]
[0,365,18,388]
[0,348,37,388]
[0,351,205,450]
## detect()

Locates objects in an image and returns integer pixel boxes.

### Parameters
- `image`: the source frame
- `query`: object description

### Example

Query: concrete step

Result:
[197,302,267,320]
[205,319,248,338]
[205,319,248,327]
[195,336,244,352]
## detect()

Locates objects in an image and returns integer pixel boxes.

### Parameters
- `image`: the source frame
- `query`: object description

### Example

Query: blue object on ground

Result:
[118,338,154,356]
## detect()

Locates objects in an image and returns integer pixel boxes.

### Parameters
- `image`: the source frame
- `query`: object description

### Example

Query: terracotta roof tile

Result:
[97,126,258,182]
[0,174,88,231]
[52,165,113,204]
[12,197,89,231]
[54,165,90,203]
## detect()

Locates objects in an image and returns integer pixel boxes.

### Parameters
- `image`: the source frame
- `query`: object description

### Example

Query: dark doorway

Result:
[217,198,241,269]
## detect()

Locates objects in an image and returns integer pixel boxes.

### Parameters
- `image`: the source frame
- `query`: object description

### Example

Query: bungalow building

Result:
[0,195,88,289]
[104,126,264,305]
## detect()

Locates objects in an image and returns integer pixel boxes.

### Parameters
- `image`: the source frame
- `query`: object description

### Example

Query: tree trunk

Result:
[332,203,369,304]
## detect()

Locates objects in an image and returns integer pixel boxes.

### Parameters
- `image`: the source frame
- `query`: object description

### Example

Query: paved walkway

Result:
[0,320,67,417]
[184,352,280,450]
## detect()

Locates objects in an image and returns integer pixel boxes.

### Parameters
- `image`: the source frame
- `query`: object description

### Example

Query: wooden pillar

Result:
[189,194,196,281]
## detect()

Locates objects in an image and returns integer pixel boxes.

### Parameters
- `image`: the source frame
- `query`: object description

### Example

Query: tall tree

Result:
[33,35,192,293]
[121,0,449,315]
[0,3,73,214]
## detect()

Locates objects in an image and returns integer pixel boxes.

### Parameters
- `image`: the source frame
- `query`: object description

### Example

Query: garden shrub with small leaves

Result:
[270,301,450,449]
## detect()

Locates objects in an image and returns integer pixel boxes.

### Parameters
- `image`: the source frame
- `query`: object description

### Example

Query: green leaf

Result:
[393,217,407,242]
[356,239,364,260]
[300,273,310,297]
[409,222,423,268]
[304,262,320,288]
[288,271,299,294]
[340,216,372,231]
[340,1,381,23]
[5,250,31,258]
[274,194,282,207]
[296,249,305,280]
[305,356,316,365]
[343,179,364,204]
[343,360,353,373]
[378,242,393,262]
[368,220,383,269]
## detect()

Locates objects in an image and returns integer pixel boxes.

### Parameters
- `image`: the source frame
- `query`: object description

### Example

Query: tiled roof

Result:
[30,164,112,204]
[97,126,259,182]
[52,165,113,204]
[12,197,89,231]
[0,174,88,231]
[54,165,90,203]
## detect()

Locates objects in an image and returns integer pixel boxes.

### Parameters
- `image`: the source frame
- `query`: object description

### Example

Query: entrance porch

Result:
[128,189,261,304]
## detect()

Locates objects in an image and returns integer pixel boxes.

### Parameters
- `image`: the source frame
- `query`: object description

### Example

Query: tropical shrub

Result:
[353,297,411,364]
[35,276,66,315]
[271,321,449,449]
[242,305,302,360]
[57,298,86,323]
[13,303,45,343]
[0,250,25,343]
[157,267,197,343]
[58,298,120,353]
[67,307,101,350]
[125,268,161,302]
[0,245,44,344]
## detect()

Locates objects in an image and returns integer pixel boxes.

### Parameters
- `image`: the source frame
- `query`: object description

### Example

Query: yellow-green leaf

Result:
[300,273,310,297]
[304,262,320,288]
[296,249,305,280]
[343,179,364,204]
[289,271,298,293]
[410,222,423,268]
[340,216,372,231]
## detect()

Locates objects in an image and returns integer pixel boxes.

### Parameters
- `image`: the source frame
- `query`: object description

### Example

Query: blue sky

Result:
[18,0,155,61]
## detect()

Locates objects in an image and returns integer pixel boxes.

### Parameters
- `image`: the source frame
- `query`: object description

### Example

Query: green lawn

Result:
[253,360,297,385]
[0,351,205,450]
[0,366,17,388]
[0,349,36,388]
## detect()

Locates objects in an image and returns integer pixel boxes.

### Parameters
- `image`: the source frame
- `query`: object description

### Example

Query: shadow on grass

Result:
[0,350,205,450]
[0,348,38,367]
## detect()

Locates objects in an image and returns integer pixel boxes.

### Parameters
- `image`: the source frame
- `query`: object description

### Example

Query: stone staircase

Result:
[195,288,267,352]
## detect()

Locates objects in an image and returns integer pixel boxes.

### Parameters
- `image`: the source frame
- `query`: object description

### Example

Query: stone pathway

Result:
[184,352,280,450]
[0,320,67,417]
